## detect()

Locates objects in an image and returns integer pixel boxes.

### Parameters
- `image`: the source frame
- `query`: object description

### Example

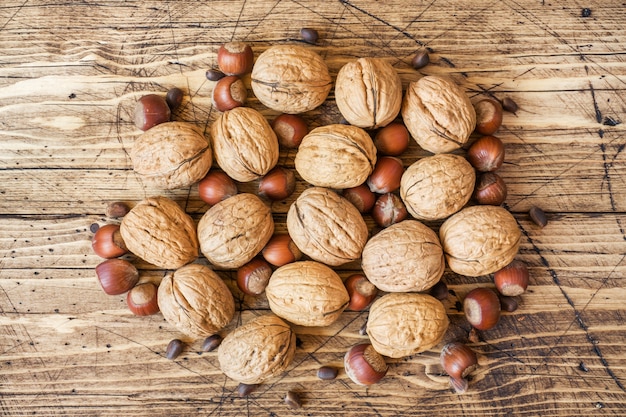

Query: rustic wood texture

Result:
[1,1,625,416]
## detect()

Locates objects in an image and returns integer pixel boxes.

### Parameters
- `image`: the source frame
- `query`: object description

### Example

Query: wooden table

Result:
[1,1,625,415]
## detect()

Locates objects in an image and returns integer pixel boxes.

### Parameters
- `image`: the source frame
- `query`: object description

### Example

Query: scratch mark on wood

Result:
[589,82,603,123]
[231,0,249,42]
[600,143,626,240]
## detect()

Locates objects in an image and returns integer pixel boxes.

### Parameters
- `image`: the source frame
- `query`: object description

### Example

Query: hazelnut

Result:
[367,156,404,194]
[165,87,184,112]
[473,98,503,135]
[261,233,302,267]
[126,282,159,316]
[133,94,171,131]
[197,170,238,206]
[217,41,253,75]
[91,224,127,259]
[342,184,376,213]
[373,122,410,156]
[463,287,501,330]
[344,274,377,311]
[371,193,408,228]
[212,75,247,112]
[344,343,388,385]
[237,257,272,296]
[474,172,507,206]
[466,135,505,172]
[95,258,139,295]
[494,260,529,296]
[258,166,296,201]
[271,114,308,149]
[440,342,478,394]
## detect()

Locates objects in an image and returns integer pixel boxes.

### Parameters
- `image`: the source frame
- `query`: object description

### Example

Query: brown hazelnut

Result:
[529,205,548,227]
[474,172,507,205]
[258,166,296,201]
[198,170,238,206]
[212,75,247,112]
[373,122,410,156]
[502,97,518,113]
[371,193,407,227]
[344,343,388,385]
[342,184,376,213]
[463,287,501,330]
[166,339,185,360]
[467,135,505,172]
[217,42,254,75]
[165,87,184,112]
[126,282,159,316]
[367,156,404,194]
[494,260,529,296]
[133,94,171,131]
[92,224,127,259]
[345,274,377,311]
[105,201,130,218]
[206,68,225,81]
[440,342,478,394]
[474,98,503,135]
[411,49,430,69]
[201,334,223,352]
[95,258,139,295]
[271,114,308,149]
[261,234,302,267]
[300,27,319,44]
[236,257,272,296]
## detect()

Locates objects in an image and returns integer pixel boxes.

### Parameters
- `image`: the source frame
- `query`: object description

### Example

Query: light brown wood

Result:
[1,1,626,415]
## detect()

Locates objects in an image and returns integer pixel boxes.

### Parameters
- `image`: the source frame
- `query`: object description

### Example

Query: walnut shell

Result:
[400,154,475,221]
[210,107,279,182]
[251,45,332,114]
[265,261,349,327]
[120,196,198,269]
[361,220,444,293]
[157,263,235,338]
[197,193,274,269]
[287,187,368,266]
[218,314,296,384]
[295,124,377,189]
[335,58,402,129]
[130,121,212,189]
[366,293,449,358]
[401,75,476,154]
[439,205,521,277]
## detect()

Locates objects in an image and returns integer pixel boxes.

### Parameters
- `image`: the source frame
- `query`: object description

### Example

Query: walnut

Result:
[366,293,449,358]
[361,220,444,293]
[401,75,476,154]
[295,124,377,189]
[265,261,349,327]
[120,196,198,269]
[130,121,212,189]
[287,187,368,266]
[157,263,235,338]
[439,205,521,277]
[210,107,279,182]
[335,58,402,129]
[400,154,475,221]
[251,44,332,114]
[197,193,274,269]
[218,314,296,384]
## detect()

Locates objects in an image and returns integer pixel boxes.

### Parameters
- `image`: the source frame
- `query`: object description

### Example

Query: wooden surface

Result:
[1,1,625,416]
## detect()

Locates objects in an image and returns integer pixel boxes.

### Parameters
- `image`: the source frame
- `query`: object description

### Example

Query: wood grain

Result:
[1,1,626,416]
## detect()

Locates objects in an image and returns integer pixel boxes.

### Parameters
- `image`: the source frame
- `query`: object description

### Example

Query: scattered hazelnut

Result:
[212,75,247,112]
[501,97,518,113]
[217,41,254,75]
[236,257,272,296]
[317,366,339,380]
[92,224,128,259]
[284,390,302,409]
[440,342,478,394]
[373,122,410,156]
[206,68,225,81]
[166,339,185,360]
[463,287,501,330]
[165,87,184,112]
[466,135,505,172]
[529,205,548,227]
[429,280,449,301]
[473,98,503,135]
[271,114,309,149]
[499,295,519,312]
[344,274,378,311]
[262,234,302,267]
[344,343,388,385]
[202,334,223,352]
[342,184,376,213]
[237,383,259,397]
[371,193,408,227]
[258,166,296,201]
[126,282,159,316]
[474,172,507,205]
[105,201,130,218]
[411,49,430,70]
[494,260,529,296]
[367,156,404,194]
[198,171,238,206]
[133,94,171,131]
[95,258,139,295]
[300,27,319,44]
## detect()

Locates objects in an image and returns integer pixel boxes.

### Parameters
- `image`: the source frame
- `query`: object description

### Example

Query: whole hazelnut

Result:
[342,184,376,213]
[237,257,272,296]
[373,122,410,156]
[217,42,253,75]
[463,287,501,330]
[92,224,127,259]
[467,135,505,172]
[271,114,308,149]
[126,282,159,316]
[494,260,529,296]
[367,156,404,194]
[95,258,139,295]
[371,193,408,227]
[258,166,296,201]
[261,234,302,267]
[212,75,247,112]
[474,172,507,206]
[133,94,171,131]
[473,98,503,135]
[198,171,238,206]
[344,343,388,385]
[345,274,377,311]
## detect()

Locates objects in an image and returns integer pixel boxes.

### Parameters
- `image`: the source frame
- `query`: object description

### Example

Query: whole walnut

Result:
[361,220,444,293]
[295,124,377,189]
[251,44,332,114]
[400,154,475,221]
[120,196,198,269]
[401,75,476,154]
[439,205,521,277]
[210,107,279,182]
[287,187,368,266]
[265,261,349,327]
[218,314,296,384]
[366,293,449,358]
[197,193,274,269]
[335,57,402,128]
[158,263,235,338]
[130,121,212,189]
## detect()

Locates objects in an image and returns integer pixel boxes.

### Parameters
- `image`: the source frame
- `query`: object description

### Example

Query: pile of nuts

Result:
[92,31,539,404]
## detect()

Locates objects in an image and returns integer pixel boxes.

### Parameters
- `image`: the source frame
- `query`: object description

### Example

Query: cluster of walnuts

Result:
[109,41,524,392]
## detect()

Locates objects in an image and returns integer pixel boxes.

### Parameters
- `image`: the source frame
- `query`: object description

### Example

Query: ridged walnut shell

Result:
[287,187,368,266]
[367,293,449,358]
[439,205,521,277]
[197,193,274,269]
[130,121,212,189]
[361,220,444,293]
[251,45,332,114]
[120,196,198,269]
[218,314,296,384]
[400,154,475,221]
[157,263,235,338]
[401,75,476,154]
[295,124,377,189]
[265,261,350,327]
[335,58,402,129]
[210,107,279,182]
